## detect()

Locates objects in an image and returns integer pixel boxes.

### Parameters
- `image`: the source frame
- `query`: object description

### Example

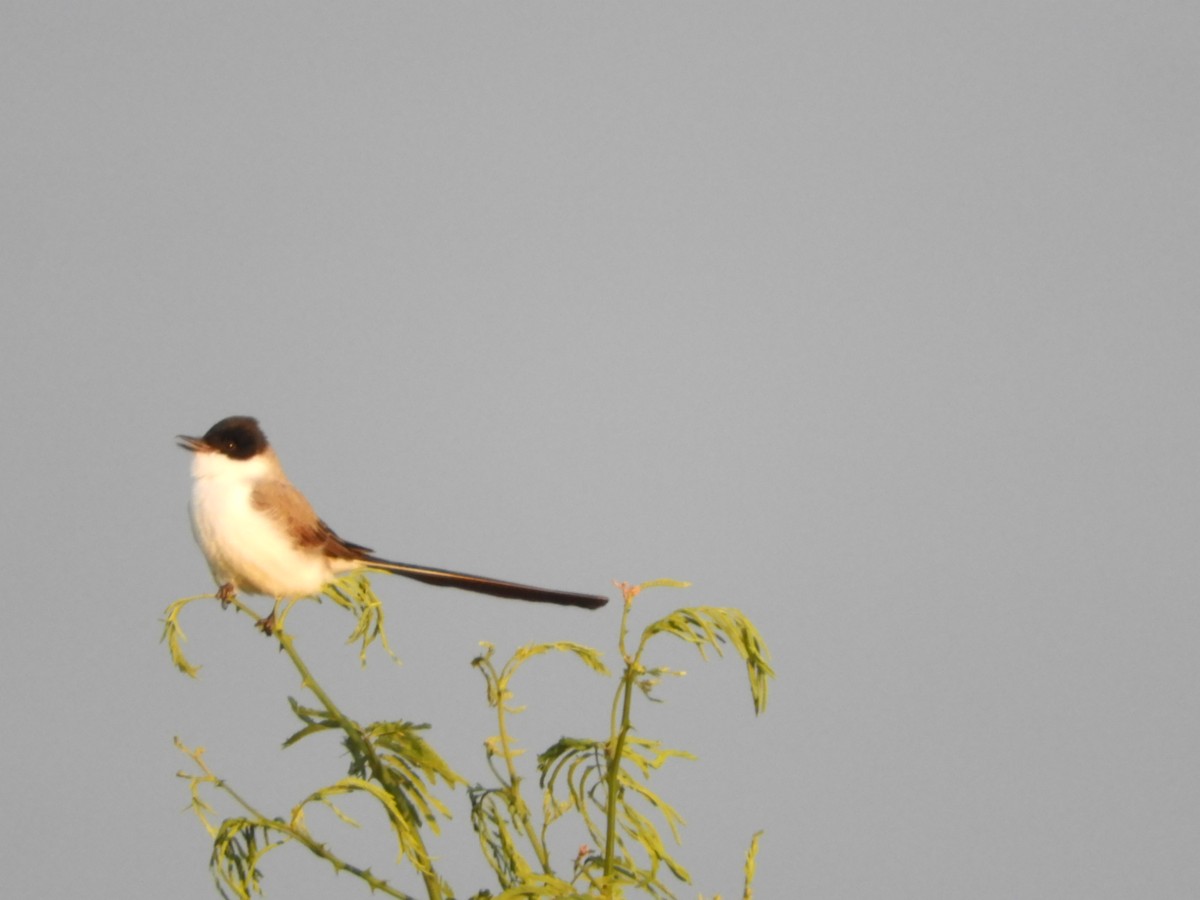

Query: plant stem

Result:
[185,743,416,900]
[602,661,638,883]
[601,582,642,889]
[276,628,445,900]
[494,662,553,873]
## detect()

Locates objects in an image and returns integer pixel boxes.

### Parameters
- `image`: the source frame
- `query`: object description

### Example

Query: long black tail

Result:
[362,557,608,610]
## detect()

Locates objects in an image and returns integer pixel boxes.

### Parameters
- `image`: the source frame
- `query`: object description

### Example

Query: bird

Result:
[178,416,607,634]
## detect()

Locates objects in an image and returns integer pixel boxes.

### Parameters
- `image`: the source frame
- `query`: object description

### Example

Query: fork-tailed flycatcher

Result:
[179,416,607,633]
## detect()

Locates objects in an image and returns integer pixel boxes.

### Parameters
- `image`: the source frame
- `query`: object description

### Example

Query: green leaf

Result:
[743,830,764,900]
[643,607,774,714]
[160,595,210,678]
[299,776,432,873]
[638,579,692,591]
[511,641,610,676]
[321,574,399,667]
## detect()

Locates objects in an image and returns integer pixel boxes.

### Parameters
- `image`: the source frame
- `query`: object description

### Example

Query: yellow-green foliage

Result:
[165,578,773,900]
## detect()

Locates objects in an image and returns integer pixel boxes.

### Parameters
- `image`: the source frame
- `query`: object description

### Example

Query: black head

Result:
[178,416,270,460]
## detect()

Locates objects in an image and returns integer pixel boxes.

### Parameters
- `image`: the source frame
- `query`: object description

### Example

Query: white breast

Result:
[189,451,335,598]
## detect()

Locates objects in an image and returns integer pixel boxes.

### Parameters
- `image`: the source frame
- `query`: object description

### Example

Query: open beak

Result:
[176,435,210,453]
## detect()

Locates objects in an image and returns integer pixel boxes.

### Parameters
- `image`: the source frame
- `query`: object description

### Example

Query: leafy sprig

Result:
[166,577,773,899]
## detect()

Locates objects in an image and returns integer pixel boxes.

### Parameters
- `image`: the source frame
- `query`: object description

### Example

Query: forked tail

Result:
[362,557,608,610]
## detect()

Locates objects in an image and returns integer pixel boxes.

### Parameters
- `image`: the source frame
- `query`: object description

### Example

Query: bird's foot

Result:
[217,583,237,608]
[256,611,277,636]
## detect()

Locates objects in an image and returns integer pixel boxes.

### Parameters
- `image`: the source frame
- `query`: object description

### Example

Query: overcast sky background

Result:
[1,4,1197,898]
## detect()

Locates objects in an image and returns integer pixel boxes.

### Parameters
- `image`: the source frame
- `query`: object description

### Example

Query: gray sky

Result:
[2,4,1197,898]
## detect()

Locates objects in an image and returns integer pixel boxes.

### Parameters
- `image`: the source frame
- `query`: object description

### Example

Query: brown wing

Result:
[250,479,373,560]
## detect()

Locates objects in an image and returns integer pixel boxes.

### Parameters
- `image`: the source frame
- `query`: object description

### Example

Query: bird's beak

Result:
[177,435,210,453]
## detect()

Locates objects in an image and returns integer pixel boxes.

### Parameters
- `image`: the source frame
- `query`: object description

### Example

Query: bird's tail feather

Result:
[361,557,608,610]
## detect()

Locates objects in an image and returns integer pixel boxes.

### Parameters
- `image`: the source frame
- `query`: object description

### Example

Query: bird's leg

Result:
[216,583,237,609]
